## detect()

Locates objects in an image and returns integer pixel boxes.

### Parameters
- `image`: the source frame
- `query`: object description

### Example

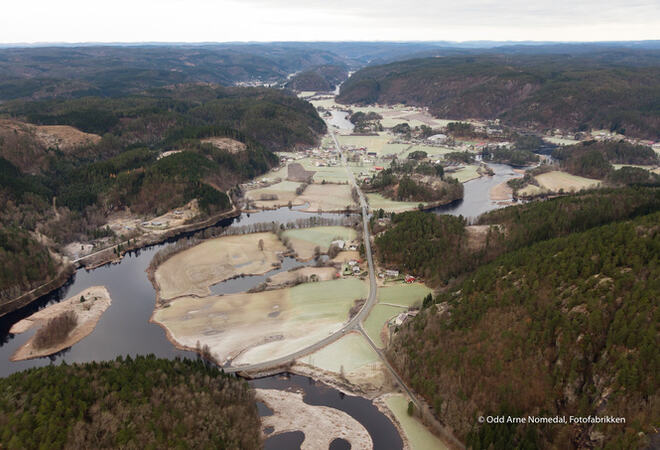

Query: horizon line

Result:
[1,39,660,47]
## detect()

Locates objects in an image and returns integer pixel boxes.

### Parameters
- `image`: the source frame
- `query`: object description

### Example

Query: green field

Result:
[363,304,407,348]
[337,133,390,154]
[446,164,481,183]
[246,180,302,205]
[385,394,449,450]
[283,226,357,249]
[367,193,421,213]
[289,278,368,322]
[154,278,369,367]
[378,283,432,308]
[300,332,380,373]
[401,145,456,160]
[298,158,350,183]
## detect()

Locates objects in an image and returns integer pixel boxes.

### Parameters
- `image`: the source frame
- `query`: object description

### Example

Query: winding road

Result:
[225,124,462,448]
[223,127,422,411]
[222,129,377,373]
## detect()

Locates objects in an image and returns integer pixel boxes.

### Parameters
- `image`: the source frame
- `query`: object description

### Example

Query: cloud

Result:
[1,0,658,43]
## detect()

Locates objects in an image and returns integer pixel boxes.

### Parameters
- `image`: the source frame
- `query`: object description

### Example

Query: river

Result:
[432,162,522,219]
[0,162,519,448]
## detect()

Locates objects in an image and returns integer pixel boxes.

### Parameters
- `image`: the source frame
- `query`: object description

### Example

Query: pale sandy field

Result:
[367,193,421,213]
[283,226,358,260]
[332,250,361,263]
[446,164,482,183]
[257,388,372,450]
[535,171,601,192]
[518,184,547,197]
[155,232,285,299]
[152,278,368,366]
[298,159,350,183]
[267,266,338,286]
[337,133,390,154]
[246,180,304,209]
[297,183,355,212]
[490,181,513,201]
[10,286,111,361]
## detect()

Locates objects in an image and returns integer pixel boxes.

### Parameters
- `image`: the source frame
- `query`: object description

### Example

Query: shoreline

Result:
[0,264,75,318]
[489,180,513,201]
[0,207,241,318]
[78,206,241,270]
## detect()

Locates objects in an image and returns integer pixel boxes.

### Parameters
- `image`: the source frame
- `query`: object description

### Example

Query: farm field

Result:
[518,184,546,197]
[297,183,355,212]
[298,158,350,183]
[385,394,449,450]
[543,136,581,146]
[337,133,390,154]
[299,331,380,375]
[283,226,358,260]
[267,266,337,286]
[377,283,432,308]
[152,278,368,366]
[535,171,601,192]
[154,232,285,300]
[332,250,361,263]
[446,164,481,183]
[400,145,456,160]
[309,98,463,129]
[367,193,421,213]
[363,304,407,348]
[246,180,304,208]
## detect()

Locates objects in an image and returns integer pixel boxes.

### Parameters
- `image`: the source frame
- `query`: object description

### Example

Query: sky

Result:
[1,0,659,44]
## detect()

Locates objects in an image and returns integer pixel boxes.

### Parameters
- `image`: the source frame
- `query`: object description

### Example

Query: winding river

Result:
[0,162,519,449]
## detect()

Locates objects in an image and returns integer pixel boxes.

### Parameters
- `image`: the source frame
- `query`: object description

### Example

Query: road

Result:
[224,128,420,405]
[223,126,462,448]
[223,128,377,373]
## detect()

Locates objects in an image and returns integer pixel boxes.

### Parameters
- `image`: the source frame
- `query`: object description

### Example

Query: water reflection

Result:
[432,163,523,219]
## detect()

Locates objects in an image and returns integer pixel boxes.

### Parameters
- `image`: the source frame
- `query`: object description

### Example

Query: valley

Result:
[1,43,659,449]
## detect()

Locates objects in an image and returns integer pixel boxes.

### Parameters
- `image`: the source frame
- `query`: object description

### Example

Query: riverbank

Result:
[0,263,75,318]
[78,206,241,270]
[0,207,240,319]
[10,286,111,361]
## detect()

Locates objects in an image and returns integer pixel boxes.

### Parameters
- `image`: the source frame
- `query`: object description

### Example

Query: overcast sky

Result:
[2,0,659,43]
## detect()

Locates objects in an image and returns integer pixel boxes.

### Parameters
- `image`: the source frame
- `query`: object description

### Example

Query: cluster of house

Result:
[378,269,416,283]
[342,259,362,276]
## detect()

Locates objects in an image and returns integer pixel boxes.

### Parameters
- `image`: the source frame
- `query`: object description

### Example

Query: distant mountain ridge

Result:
[337,54,660,139]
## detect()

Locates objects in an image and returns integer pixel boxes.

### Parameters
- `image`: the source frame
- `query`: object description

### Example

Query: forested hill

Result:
[0,45,348,101]
[337,55,660,139]
[0,84,325,306]
[551,140,659,179]
[0,356,262,449]
[375,187,660,286]
[285,64,349,91]
[387,211,659,449]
